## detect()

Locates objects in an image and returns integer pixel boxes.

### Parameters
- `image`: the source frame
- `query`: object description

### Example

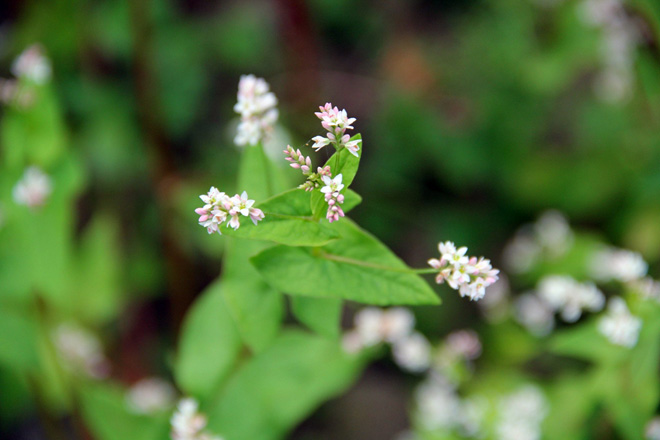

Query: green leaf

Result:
[175,281,243,400]
[79,382,170,440]
[326,134,362,187]
[547,318,627,364]
[75,214,123,324]
[222,238,284,352]
[0,305,40,370]
[311,136,361,219]
[221,143,285,352]
[251,219,440,305]
[206,330,366,440]
[222,189,340,246]
[291,297,342,339]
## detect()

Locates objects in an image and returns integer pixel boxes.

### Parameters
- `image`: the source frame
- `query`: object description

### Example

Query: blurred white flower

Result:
[171,398,223,440]
[598,297,642,348]
[589,246,648,283]
[414,374,462,431]
[233,74,278,147]
[514,293,555,336]
[445,330,482,361]
[13,166,52,209]
[631,277,660,302]
[351,307,415,349]
[645,417,660,440]
[52,324,109,379]
[127,377,177,414]
[392,332,431,373]
[12,44,52,84]
[503,211,573,274]
[537,275,605,322]
[495,385,548,440]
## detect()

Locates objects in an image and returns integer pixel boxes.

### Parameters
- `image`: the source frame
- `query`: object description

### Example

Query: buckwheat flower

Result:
[589,246,648,283]
[13,166,52,209]
[321,174,345,223]
[12,45,52,84]
[631,277,660,302]
[598,297,642,348]
[478,274,510,322]
[414,374,462,431]
[233,74,278,147]
[283,145,313,175]
[537,275,604,322]
[514,293,555,336]
[52,324,109,379]
[495,385,548,440]
[446,330,482,361]
[127,377,177,414]
[195,188,264,233]
[313,103,361,157]
[392,332,431,373]
[353,307,415,348]
[645,417,660,440]
[428,241,499,301]
[533,210,574,258]
[171,398,224,440]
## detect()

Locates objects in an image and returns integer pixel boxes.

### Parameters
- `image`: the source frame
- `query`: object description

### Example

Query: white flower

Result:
[392,332,431,373]
[313,103,360,156]
[13,166,52,208]
[646,417,660,440]
[233,75,278,147]
[127,377,177,414]
[195,188,264,234]
[445,330,482,360]
[171,398,224,440]
[495,385,548,440]
[12,45,52,84]
[321,174,345,223]
[537,275,604,322]
[352,307,415,348]
[514,293,555,336]
[598,297,642,348]
[428,241,499,301]
[533,210,574,257]
[415,374,462,431]
[589,247,648,283]
[52,324,109,379]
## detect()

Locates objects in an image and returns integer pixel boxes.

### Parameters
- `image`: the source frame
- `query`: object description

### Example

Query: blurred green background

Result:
[1,0,660,438]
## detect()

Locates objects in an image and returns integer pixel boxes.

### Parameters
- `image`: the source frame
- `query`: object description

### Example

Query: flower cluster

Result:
[597,297,642,348]
[503,210,573,274]
[413,374,486,437]
[312,103,361,157]
[495,385,548,440]
[514,292,555,336]
[195,188,264,234]
[12,44,52,84]
[428,241,499,301]
[320,174,345,223]
[283,144,333,190]
[13,166,52,209]
[52,324,109,379]
[171,398,223,440]
[343,307,432,373]
[589,246,648,283]
[579,0,639,102]
[537,275,605,322]
[127,377,177,414]
[233,75,278,147]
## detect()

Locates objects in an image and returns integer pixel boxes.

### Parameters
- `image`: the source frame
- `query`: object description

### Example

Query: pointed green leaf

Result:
[291,297,342,339]
[175,281,242,399]
[206,330,366,440]
[251,219,440,305]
